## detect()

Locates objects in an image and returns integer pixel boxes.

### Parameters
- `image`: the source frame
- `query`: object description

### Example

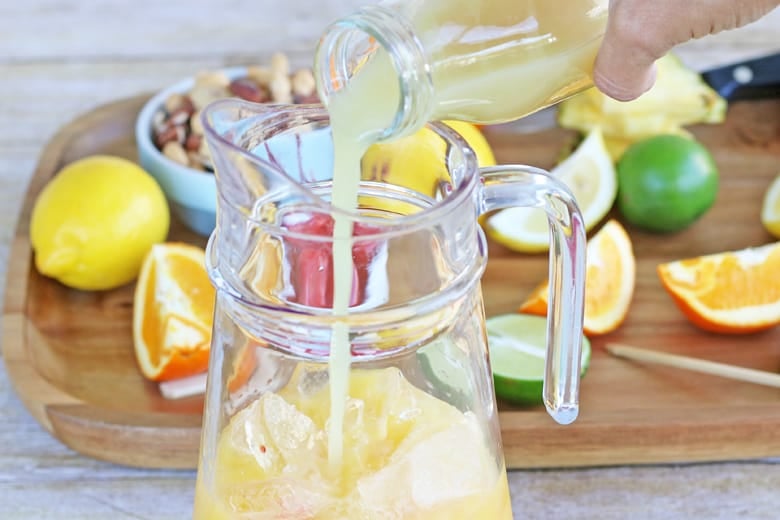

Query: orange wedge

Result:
[133,243,216,382]
[227,340,259,394]
[657,242,780,334]
[519,220,636,335]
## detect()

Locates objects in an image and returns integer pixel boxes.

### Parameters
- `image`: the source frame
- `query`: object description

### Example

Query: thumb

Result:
[593,37,659,102]
[592,5,665,102]
[593,0,780,101]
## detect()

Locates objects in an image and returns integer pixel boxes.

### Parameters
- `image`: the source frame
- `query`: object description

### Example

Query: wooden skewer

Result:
[605,343,780,389]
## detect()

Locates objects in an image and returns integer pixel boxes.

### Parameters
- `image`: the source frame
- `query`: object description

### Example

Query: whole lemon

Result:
[361,121,496,199]
[441,120,497,168]
[31,155,170,290]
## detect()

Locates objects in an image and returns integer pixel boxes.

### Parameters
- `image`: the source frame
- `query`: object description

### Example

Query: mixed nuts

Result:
[152,52,319,171]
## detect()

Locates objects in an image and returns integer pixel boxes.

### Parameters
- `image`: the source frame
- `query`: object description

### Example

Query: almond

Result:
[154,123,186,148]
[185,133,203,152]
[229,78,270,103]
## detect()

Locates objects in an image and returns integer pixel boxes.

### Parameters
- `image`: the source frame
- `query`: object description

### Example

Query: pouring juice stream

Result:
[326,49,400,472]
[323,0,606,471]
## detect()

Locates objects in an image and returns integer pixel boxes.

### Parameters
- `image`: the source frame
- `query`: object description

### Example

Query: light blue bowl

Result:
[135,67,247,236]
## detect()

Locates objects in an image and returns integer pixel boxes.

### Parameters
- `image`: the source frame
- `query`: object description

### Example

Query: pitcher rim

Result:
[201,98,482,242]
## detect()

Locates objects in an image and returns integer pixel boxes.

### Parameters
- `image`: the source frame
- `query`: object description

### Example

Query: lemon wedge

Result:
[486,127,617,253]
[761,174,780,239]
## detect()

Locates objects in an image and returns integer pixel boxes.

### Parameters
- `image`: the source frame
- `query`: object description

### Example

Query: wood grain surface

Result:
[1,2,780,518]
[4,93,780,474]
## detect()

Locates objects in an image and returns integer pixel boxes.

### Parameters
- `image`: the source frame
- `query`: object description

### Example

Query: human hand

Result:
[593,0,780,101]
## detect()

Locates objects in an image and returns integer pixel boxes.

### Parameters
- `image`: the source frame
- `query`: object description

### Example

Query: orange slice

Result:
[227,340,259,394]
[133,243,216,381]
[657,242,780,334]
[519,220,636,335]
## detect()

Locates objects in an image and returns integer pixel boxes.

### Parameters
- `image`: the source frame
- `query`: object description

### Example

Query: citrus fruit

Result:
[417,337,472,410]
[227,341,259,394]
[485,127,617,253]
[616,135,718,233]
[442,120,497,167]
[30,155,170,291]
[761,174,780,239]
[133,242,216,381]
[519,219,636,335]
[361,120,495,200]
[487,314,591,405]
[657,242,780,334]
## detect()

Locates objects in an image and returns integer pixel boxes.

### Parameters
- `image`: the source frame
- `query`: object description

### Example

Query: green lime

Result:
[616,134,718,233]
[487,314,591,406]
[417,337,471,410]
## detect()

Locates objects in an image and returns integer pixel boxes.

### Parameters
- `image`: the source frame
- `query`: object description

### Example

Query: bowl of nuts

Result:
[135,53,319,236]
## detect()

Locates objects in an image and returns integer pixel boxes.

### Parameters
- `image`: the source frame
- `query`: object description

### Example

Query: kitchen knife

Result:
[700,51,780,101]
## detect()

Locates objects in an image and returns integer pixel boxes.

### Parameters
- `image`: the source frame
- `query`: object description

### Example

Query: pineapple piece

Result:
[558,54,727,161]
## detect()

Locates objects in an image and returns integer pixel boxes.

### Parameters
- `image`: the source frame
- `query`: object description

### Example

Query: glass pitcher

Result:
[192,100,586,519]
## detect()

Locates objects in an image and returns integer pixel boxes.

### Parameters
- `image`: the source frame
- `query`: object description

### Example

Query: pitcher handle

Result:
[478,165,587,425]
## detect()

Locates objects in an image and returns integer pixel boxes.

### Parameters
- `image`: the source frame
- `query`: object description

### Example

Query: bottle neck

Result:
[314,4,435,141]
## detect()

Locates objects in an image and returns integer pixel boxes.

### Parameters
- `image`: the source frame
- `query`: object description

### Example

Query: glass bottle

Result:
[315,0,609,141]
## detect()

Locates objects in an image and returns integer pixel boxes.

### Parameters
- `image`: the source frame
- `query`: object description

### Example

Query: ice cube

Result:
[354,412,494,513]
[224,397,278,473]
[260,393,318,451]
[226,393,323,474]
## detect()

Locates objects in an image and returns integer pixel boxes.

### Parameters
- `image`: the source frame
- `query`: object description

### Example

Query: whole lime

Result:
[616,135,718,233]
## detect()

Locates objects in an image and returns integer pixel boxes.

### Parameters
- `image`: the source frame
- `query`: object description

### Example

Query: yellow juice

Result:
[319,0,605,482]
[193,368,512,519]
[416,0,608,123]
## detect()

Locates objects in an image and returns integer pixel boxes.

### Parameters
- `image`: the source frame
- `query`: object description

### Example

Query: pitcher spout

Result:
[199,102,488,352]
[202,99,333,218]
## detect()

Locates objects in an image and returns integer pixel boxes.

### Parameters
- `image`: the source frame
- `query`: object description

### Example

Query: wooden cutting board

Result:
[2,95,779,470]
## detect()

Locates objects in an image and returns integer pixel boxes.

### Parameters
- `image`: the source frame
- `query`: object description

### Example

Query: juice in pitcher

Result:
[194,366,512,518]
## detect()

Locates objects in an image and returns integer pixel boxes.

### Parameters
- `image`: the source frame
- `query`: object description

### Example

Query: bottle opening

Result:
[314,5,435,141]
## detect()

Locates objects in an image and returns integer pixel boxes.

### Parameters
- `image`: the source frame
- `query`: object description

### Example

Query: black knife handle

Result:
[701,52,780,101]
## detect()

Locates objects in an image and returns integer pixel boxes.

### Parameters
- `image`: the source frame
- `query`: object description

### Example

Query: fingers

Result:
[592,0,669,101]
[592,0,780,102]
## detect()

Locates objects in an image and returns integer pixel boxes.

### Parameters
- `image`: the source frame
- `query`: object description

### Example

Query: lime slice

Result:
[485,127,617,253]
[417,337,472,410]
[487,314,591,406]
[761,174,780,239]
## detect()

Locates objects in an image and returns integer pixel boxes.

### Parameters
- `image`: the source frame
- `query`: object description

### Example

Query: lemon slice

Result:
[761,174,780,239]
[485,128,617,252]
[487,314,591,405]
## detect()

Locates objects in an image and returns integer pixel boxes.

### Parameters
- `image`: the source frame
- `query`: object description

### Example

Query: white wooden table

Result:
[1,2,779,518]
